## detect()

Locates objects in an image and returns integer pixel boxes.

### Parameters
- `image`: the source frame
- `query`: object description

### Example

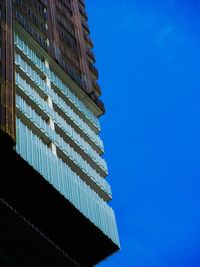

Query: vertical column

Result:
[47,0,61,63]
[0,0,15,144]
[71,0,92,94]
[44,59,57,156]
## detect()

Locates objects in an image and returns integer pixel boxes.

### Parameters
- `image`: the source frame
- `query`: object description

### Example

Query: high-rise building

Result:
[0,0,120,266]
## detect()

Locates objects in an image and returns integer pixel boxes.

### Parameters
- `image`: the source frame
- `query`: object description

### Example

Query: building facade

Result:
[0,0,119,266]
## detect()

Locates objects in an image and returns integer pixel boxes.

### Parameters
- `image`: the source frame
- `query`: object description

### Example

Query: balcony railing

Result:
[60,0,72,12]
[78,0,85,8]
[16,73,108,175]
[16,95,111,198]
[14,34,101,131]
[87,48,95,63]
[83,32,93,47]
[82,21,90,33]
[88,62,98,78]
[14,53,104,152]
[88,91,105,114]
[93,80,101,95]
[15,53,103,152]
[15,118,120,247]
[79,7,87,20]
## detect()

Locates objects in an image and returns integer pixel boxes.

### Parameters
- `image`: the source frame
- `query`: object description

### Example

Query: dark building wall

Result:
[0,0,104,148]
[13,0,104,112]
[0,0,15,144]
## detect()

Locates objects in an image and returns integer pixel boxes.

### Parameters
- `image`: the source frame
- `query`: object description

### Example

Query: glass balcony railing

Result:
[15,118,120,246]
[16,95,111,198]
[15,53,104,153]
[14,33,101,132]
[16,73,108,175]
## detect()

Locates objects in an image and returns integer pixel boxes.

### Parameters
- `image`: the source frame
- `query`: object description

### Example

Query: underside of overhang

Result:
[0,131,119,267]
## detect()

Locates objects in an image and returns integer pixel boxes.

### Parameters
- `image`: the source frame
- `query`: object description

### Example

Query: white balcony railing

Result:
[15,118,120,247]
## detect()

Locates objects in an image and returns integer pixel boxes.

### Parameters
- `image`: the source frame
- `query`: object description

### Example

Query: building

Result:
[0,0,120,266]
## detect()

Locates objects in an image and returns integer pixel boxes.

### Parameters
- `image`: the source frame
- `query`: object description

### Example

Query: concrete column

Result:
[45,59,57,156]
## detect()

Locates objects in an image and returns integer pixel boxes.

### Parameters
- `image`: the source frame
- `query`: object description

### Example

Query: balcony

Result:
[15,97,111,199]
[86,47,95,62]
[14,51,103,150]
[83,32,93,47]
[15,33,104,130]
[63,60,87,92]
[0,125,118,266]
[82,21,90,33]
[78,0,85,8]
[88,61,98,78]
[60,0,72,12]
[79,7,87,20]
[88,91,105,113]
[93,80,101,95]
[16,74,108,176]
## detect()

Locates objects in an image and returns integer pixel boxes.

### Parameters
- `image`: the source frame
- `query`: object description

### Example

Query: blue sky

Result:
[86,1,200,267]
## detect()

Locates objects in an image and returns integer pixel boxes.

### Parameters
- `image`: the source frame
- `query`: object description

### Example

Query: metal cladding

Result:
[13,0,104,112]
[0,0,15,143]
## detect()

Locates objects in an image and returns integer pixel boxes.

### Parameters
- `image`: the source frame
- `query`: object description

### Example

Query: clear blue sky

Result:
[86,1,200,267]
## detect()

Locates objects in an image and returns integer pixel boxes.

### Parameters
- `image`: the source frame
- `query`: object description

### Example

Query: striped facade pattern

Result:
[14,31,120,247]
